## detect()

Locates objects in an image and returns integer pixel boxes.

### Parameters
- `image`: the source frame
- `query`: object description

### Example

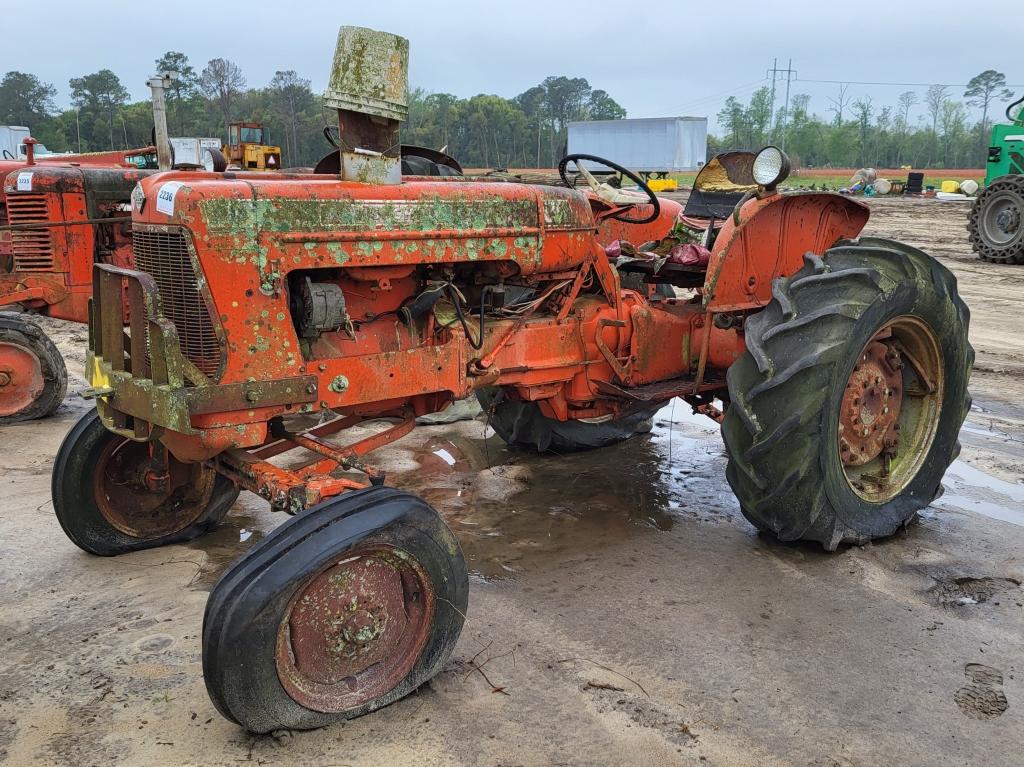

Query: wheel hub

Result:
[839,341,903,467]
[996,205,1020,235]
[276,545,434,713]
[94,439,214,538]
[838,316,944,503]
[0,341,45,417]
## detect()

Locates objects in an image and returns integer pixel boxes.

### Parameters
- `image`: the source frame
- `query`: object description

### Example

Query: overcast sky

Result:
[7,0,1020,130]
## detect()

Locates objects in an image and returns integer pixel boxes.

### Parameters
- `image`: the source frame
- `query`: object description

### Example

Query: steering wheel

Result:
[558,153,660,225]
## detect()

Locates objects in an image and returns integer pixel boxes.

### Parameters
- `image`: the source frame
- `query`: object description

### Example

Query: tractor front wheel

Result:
[0,313,67,424]
[52,409,240,555]
[722,239,972,550]
[968,175,1024,264]
[202,486,468,733]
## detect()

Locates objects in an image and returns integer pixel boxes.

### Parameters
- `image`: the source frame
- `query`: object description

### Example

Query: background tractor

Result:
[51,26,972,736]
[0,140,162,423]
[968,94,1024,263]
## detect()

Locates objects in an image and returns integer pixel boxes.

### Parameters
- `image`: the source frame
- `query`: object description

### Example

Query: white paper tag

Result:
[15,171,32,191]
[155,181,185,216]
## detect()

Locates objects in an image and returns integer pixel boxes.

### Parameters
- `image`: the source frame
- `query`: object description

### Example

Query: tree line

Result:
[1,55,1016,170]
[0,52,625,169]
[714,70,1018,169]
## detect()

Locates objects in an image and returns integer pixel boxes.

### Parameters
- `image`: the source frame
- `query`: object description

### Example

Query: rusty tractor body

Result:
[52,26,973,735]
[0,150,159,423]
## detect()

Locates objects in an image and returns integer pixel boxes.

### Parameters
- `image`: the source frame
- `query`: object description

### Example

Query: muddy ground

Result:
[2,195,1023,766]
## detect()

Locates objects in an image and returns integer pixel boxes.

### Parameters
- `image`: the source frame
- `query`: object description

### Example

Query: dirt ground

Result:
[2,195,1023,767]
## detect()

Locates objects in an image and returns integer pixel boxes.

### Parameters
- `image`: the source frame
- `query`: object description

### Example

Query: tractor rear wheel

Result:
[52,409,240,555]
[0,313,67,424]
[477,386,661,453]
[203,486,468,733]
[721,239,972,550]
[968,175,1024,264]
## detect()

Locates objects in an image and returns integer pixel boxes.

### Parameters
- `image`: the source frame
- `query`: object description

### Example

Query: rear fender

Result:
[703,192,869,312]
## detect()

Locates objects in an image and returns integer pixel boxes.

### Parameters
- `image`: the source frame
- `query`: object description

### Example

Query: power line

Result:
[796,77,1024,88]
[665,78,768,114]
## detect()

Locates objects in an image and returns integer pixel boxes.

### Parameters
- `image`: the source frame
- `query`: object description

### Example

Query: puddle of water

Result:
[181,402,742,586]
[185,503,275,590]
[935,460,1024,528]
[395,401,741,581]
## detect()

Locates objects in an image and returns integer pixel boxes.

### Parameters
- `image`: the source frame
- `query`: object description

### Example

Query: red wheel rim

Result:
[839,316,944,502]
[0,341,44,417]
[275,544,435,713]
[93,439,216,539]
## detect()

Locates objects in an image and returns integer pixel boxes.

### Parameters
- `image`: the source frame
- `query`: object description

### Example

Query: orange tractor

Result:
[0,138,676,424]
[0,140,162,423]
[52,27,972,734]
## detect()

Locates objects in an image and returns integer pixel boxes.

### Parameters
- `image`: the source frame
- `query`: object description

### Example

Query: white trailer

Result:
[168,137,222,167]
[0,126,66,160]
[567,117,707,175]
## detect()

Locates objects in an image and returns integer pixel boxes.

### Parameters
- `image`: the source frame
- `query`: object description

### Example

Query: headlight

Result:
[752,146,791,189]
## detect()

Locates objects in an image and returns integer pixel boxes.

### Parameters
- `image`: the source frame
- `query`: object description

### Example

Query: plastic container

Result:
[874,178,892,195]
[960,179,979,196]
[940,180,960,194]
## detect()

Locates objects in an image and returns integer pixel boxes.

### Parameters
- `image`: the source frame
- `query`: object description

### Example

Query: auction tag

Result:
[15,171,32,191]
[155,181,184,216]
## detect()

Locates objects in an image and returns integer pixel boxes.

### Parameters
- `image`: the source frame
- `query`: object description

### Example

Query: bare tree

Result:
[827,83,850,125]
[269,70,312,166]
[852,97,873,165]
[894,91,918,165]
[200,58,246,139]
[924,85,949,165]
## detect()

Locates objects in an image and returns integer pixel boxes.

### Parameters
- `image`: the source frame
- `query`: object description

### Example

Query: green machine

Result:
[969,96,1024,263]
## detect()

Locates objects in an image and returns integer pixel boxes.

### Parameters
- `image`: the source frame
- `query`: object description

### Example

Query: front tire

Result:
[203,486,468,733]
[52,409,240,555]
[722,239,972,550]
[0,313,67,424]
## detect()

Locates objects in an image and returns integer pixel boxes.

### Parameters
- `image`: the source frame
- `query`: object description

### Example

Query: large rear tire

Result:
[52,409,240,555]
[722,239,972,550]
[477,386,661,453]
[968,175,1024,264]
[0,313,67,424]
[203,486,468,733]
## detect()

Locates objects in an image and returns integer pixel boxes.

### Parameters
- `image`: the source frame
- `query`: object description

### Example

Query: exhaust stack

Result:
[324,26,409,184]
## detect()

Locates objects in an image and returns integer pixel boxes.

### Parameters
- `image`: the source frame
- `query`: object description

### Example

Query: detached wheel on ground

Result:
[203,486,468,734]
[0,313,67,424]
[52,409,239,555]
[722,238,972,550]
[968,175,1024,264]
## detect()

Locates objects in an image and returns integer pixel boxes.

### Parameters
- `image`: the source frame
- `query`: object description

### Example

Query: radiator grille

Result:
[132,227,223,379]
[7,194,55,271]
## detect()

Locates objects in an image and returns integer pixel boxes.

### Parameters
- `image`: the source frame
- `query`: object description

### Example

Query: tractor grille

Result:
[132,227,223,379]
[7,194,55,271]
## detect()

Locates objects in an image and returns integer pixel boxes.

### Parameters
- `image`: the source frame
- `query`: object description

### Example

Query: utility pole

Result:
[767,59,797,147]
[781,58,794,150]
